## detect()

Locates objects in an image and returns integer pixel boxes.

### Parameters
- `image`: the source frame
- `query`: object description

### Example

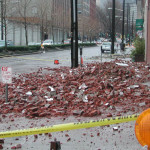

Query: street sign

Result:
[136,19,144,31]
[1,67,12,84]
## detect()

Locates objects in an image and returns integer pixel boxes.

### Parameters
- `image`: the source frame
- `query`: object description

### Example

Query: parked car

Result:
[28,42,36,46]
[35,42,41,46]
[64,39,71,44]
[0,40,5,47]
[7,40,14,46]
[78,40,82,43]
[96,39,102,45]
[101,42,111,53]
[43,39,53,46]
[0,40,14,47]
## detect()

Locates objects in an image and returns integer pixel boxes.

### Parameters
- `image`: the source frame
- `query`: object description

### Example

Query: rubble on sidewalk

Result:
[0,60,150,119]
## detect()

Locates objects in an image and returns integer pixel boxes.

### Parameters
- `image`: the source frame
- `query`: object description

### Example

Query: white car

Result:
[28,42,36,46]
[78,40,82,43]
[43,39,53,46]
[35,42,41,46]
[101,42,111,53]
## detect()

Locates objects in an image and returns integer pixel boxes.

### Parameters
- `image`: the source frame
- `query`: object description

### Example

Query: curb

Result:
[0,51,47,58]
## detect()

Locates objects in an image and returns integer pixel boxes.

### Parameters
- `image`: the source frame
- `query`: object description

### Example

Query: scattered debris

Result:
[113,127,118,131]
[116,63,129,67]
[0,60,150,118]
[139,102,146,107]
[26,91,32,96]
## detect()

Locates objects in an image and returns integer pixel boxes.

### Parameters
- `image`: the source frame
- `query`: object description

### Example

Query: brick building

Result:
[144,0,150,63]
[138,0,150,63]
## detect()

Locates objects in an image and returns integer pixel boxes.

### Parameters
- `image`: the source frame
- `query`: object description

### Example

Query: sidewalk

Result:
[95,46,134,62]
[111,46,134,58]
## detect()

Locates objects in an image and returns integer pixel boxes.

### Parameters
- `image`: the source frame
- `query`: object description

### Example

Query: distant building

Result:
[0,0,99,46]
[128,3,137,24]
[137,0,144,19]
[0,0,71,46]
[90,0,96,18]
[78,0,99,42]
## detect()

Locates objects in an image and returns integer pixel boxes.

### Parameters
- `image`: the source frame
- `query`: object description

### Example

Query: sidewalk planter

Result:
[130,37,145,62]
[133,54,145,62]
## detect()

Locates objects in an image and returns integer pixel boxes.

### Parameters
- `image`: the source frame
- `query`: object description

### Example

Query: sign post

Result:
[1,67,12,103]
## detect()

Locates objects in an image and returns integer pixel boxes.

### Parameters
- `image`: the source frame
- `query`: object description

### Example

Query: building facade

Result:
[136,0,150,64]
[78,0,98,42]
[144,0,150,63]
[0,0,99,46]
[78,0,90,41]
[0,0,71,45]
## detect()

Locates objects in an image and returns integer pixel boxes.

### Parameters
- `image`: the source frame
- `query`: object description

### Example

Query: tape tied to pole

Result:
[0,114,139,138]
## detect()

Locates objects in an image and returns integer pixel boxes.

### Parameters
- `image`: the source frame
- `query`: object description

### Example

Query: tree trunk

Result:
[25,23,28,46]
[4,19,7,51]
[52,25,54,43]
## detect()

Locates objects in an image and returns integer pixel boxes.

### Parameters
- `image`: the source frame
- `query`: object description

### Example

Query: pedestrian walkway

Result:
[102,45,134,59]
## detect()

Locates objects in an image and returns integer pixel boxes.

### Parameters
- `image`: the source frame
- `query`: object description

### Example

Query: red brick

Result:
[107,113,112,117]
[11,146,16,149]
[0,139,4,144]
[0,144,3,149]
[16,144,22,149]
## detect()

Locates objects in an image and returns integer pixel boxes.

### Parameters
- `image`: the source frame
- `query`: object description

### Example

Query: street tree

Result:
[36,0,52,42]
[1,0,17,50]
[16,0,32,46]
[60,0,71,43]
[97,0,122,37]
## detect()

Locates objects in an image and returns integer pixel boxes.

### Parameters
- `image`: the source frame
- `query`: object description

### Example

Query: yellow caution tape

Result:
[0,114,139,138]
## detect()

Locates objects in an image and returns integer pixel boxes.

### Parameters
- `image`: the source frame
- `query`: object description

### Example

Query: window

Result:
[32,7,37,14]
[11,0,20,3]
[11,7,17,13]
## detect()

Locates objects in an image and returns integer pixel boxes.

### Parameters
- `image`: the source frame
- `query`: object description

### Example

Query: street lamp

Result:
[108,5,124,52]
[111,0,115,54]
[108,3,124,54]
[121,0,125,51]
[71,0,78,68]
[1,0,3,40]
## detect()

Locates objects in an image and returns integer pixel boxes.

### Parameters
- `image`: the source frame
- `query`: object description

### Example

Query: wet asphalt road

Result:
[0,115,142,150]
[0,46,144,150]
[0,46,109,75]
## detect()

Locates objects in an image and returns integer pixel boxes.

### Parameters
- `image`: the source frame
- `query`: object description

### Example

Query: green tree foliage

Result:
[131,37,145,57]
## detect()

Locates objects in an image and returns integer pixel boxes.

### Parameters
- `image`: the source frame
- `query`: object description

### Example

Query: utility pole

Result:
[126,3,129,43]
[131,11,134,41]
[128,5,131,45]
[111,0,115,54]
[1,0,3,40]
[71,0,78,68]
[62,0,65,44]
[121,0,125,51]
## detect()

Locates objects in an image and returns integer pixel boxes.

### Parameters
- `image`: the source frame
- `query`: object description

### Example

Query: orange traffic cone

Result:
[54,60,59,64]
